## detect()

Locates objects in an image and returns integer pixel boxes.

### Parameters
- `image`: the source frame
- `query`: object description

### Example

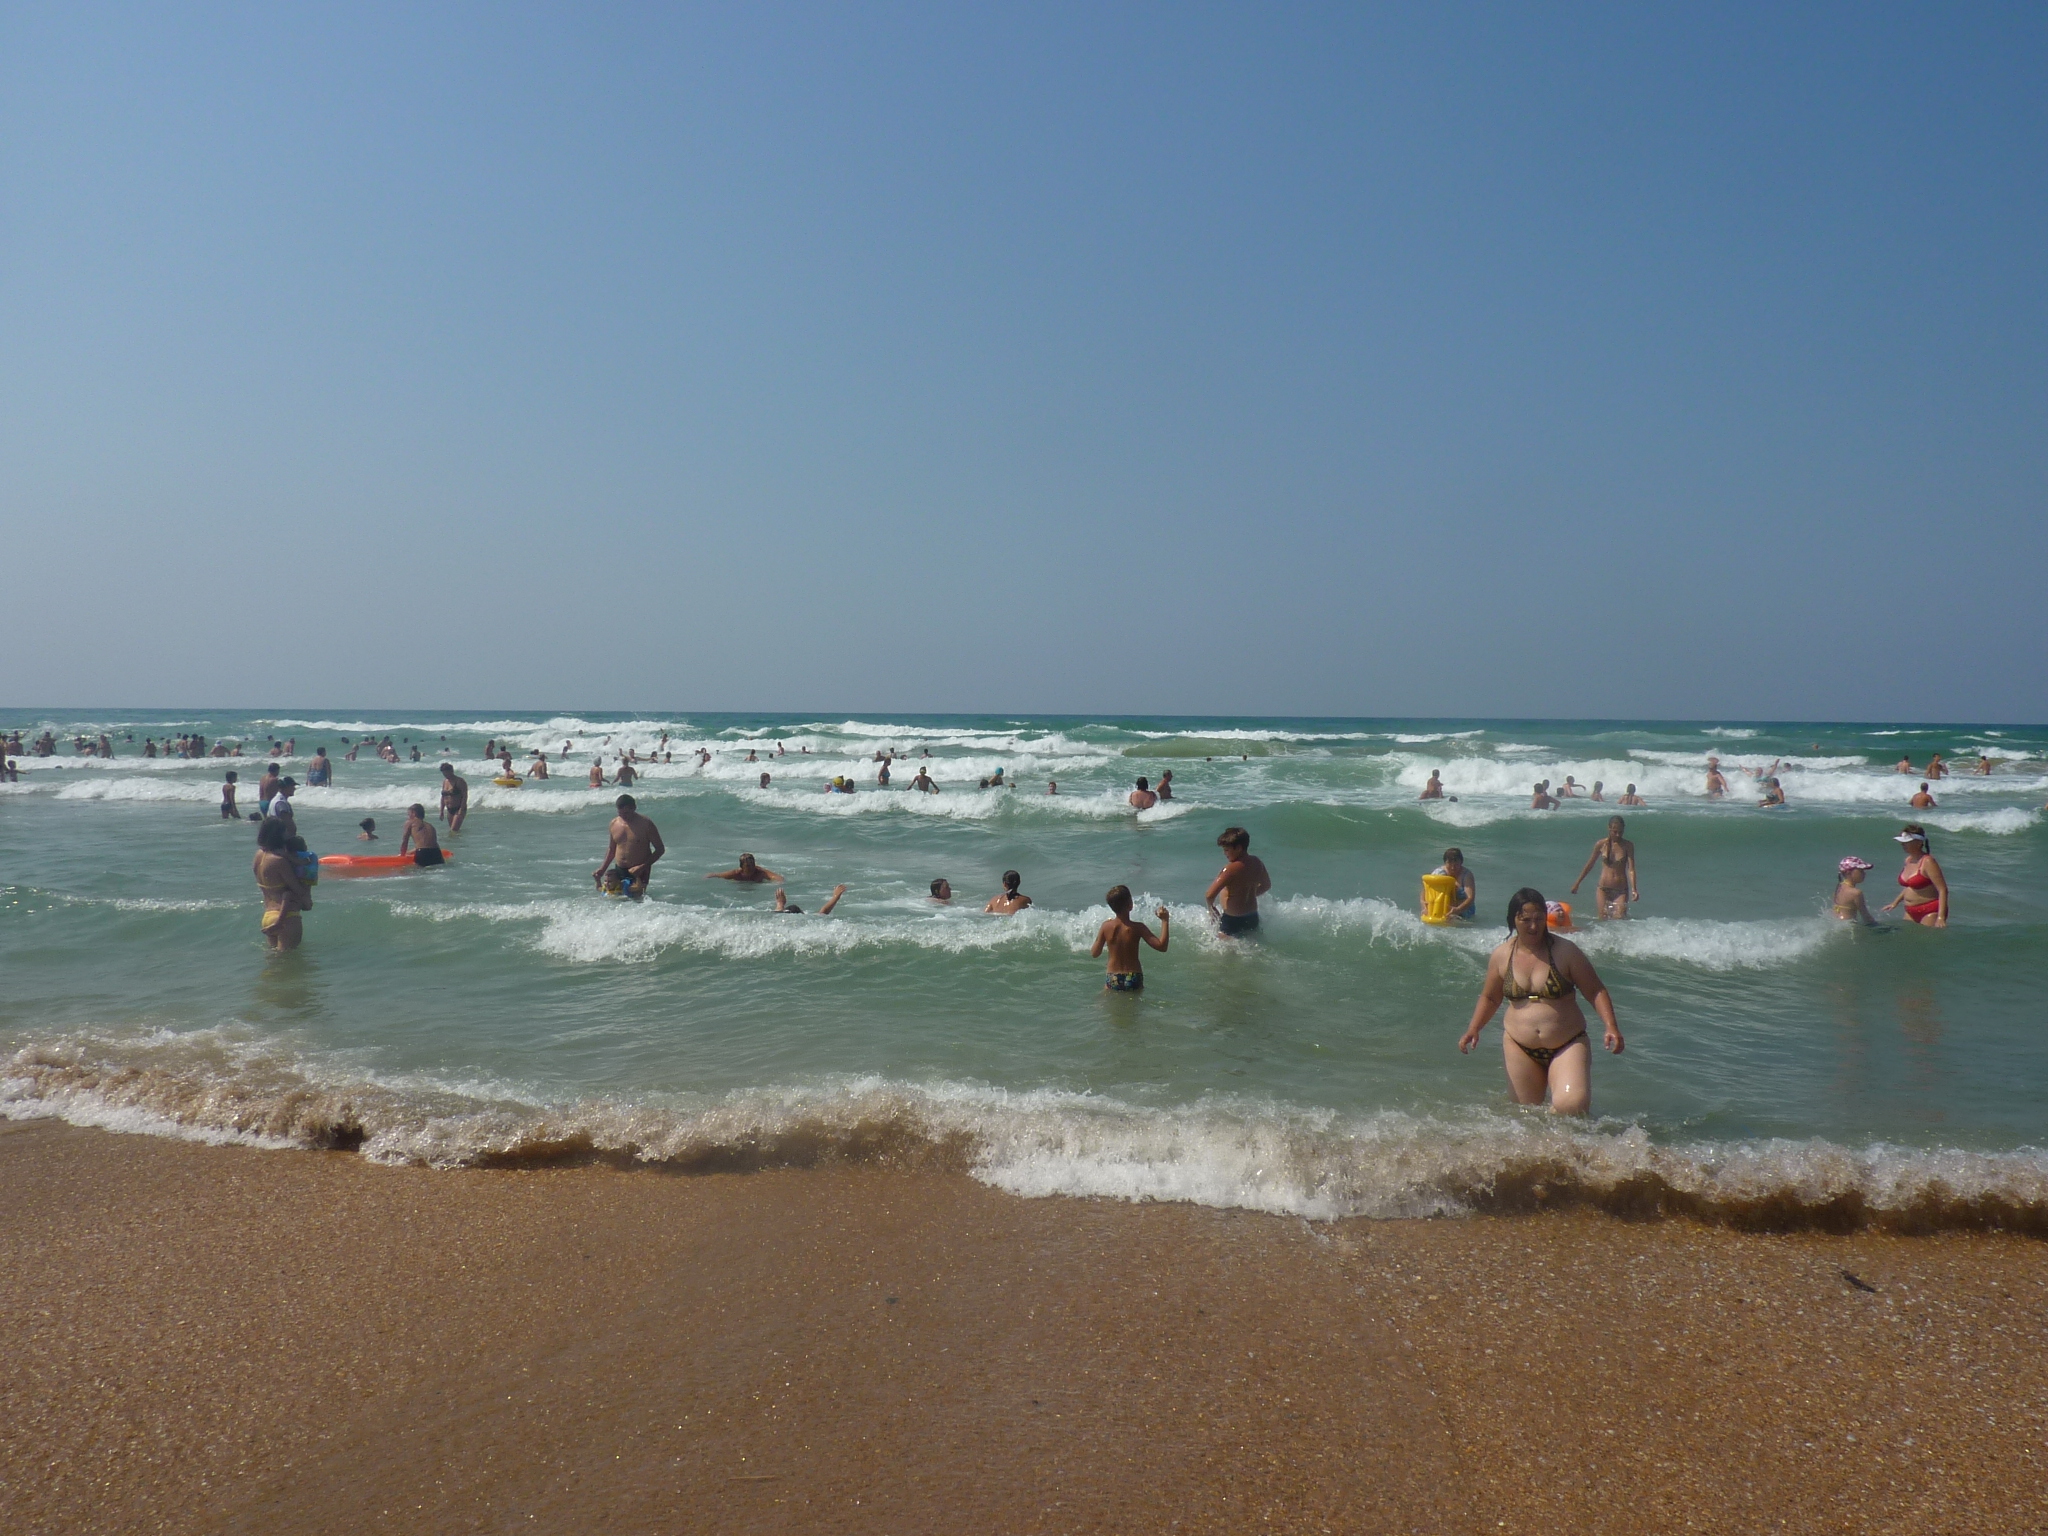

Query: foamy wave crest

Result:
[1264,898,1838,971]
[1703,728,1761,738]
[1921,807,2040,836]
[7,1034,2046,1232]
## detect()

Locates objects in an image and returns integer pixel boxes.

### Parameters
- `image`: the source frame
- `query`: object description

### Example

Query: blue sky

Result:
[4,4,2043,720]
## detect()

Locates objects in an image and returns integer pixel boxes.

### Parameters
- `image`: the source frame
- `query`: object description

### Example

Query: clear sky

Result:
[4,4,2044,721]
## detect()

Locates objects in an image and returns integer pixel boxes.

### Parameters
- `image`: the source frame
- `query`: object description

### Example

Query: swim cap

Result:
[1838,856,1873,874]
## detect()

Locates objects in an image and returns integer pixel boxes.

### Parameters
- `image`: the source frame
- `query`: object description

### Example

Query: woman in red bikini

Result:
[1458,887,1625,1116]
[1880,825,1949,928]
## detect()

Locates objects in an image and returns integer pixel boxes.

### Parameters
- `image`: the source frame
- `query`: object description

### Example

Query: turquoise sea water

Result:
[4,711,2045,1226]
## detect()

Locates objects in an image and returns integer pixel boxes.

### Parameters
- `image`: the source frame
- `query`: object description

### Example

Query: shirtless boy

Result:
[595,794,665,896]
[1129,777,1158,810]
[221,772,239,819]
[1090,886,1169,991]
[1571,816,1639,919]
[1419,770,1444,800]
[1704,758,1727,798]
[707,853,781,883]
[1205,827,1270,937]
[439,763,469,832]
[399,803,445,865]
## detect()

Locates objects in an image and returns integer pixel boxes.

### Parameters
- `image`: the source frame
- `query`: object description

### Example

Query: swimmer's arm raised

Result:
[1144,909,1170,952]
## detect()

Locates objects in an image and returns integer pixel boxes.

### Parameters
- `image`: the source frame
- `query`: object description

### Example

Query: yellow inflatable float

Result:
[492,774,523,787]
[1420,873,1460,925]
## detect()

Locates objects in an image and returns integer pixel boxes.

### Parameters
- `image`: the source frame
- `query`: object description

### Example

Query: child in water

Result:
[221,771,238,819]
[1833,857,1880,925]
[1090,885,1170,991]
[358,818,378,841]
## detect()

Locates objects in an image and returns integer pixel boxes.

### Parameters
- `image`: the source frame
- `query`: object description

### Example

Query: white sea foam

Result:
[1702,728,1760,738]
[1920,807,2040,836]
[7,1034,2045,1229]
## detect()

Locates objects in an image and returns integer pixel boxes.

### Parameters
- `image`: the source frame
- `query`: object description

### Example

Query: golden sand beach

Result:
[3,1118,2042,1534]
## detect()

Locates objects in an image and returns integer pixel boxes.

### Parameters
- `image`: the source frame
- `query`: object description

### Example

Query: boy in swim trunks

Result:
[1205,827,1270,936]
[400,804,444,864]
[1091,885,1169,990]
[221,772,239,819]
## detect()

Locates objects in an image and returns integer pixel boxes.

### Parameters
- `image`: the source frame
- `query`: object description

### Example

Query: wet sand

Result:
[3,1119,2043,1534]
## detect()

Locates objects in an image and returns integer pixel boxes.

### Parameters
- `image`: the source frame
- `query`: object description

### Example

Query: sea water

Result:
[3,712,2044,1227]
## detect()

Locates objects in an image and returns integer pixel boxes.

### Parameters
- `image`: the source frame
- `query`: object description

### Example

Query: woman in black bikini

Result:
[1457,887,1624,1116]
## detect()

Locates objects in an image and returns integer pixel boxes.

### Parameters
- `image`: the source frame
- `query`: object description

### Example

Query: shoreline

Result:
[5,1120,2044,1533]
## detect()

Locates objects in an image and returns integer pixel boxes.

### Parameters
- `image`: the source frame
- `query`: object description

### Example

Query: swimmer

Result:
[252,817,312,952]
[1975,755,1993,776]
[1909,782,1937,809]
[772,884,847,915]
[1419,770,1444,801]
[1046,781,1057,794]
[1129,777,1158,810]
[877,761,891,787]
[707,853,781,884]
[986,871,1032,914]
[1757,777,1786,809]
[1204,827,1270,937]
[1833,857,1880,925]
[358,818,378,841]
[1879,826,1948,928]
[257,761,283,816]
[1530,782,1559,811]
[221,772,239,820]
[1590,781,1604,802]
[1570,816,1639,919]
[1432,847,1477,921]
[616,760,637,788]
[746,750,758,763]
[439,763,468,831]
[759,772,771,789]
[1156,770,1174,801]
[911,768,937,793]
[1458,888,1624,1116]
[1090,885,1169,991]
[1926,753,1948,780]
[1617,783,1646,806]
[1559,777,1582,798]
[929,878,953,903]
[530,753,549,780]
[594,794,665,897]
[1705,757,1727,798]
[306,748,332,787]
[589,759,606,788]
[400,803,444,865]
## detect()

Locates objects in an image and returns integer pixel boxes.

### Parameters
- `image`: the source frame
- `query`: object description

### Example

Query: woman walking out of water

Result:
[1570,815,1638,919]
[1881,825,1949,927]
[1458,889,1624,1116]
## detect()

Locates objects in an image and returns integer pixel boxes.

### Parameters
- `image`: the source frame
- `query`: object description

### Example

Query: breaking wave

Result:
[5,1030,2044,1234]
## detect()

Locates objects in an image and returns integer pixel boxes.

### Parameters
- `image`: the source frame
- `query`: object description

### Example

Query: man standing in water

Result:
[1705,757,1728,798]
[439,762,469,832]
[1570,816,1640,919]
[1129,777,1158,810]
[1205,827,1270,937]
[594,794,665,897]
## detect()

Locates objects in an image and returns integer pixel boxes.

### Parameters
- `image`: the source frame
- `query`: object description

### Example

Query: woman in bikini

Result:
[1458,888,1624,1116]
[1879,825,1949,927]
[1569,815,1638,919]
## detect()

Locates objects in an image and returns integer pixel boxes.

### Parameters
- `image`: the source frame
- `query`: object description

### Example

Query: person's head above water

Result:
[1001,870,1022,893]
[1839,855,1873,877]
[1217,826,1250,853]
[1441,847,1463,868]
[1507,886,1548,933]
[1104,884,1133,914]
[1896,824,1929,850]
[359,818,376,833]
[255,818,288,853]
[616,795,636,812]
[440,762,455,776]
[1135,777,1149,791]
[225,771,237,783]
[1609,816,1624,833]
[409,802,426,818]
[930,878,951,900]
[738,853,759,872]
